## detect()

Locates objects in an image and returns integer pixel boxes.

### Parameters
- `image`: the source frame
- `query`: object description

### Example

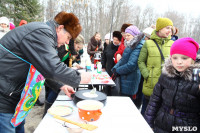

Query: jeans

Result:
[134,77,144,109]
[45,86,60,104]
[0,113,25,133]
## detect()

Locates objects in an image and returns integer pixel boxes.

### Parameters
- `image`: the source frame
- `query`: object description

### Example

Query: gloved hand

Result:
[112,68,120,80]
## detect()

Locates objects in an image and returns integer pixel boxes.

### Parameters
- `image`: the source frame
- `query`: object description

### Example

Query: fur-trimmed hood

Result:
[125,33,144,49]
[162,55,200,81]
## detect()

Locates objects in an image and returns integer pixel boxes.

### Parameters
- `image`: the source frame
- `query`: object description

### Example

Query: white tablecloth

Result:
[78,69,115,86]
[34,96,153,133]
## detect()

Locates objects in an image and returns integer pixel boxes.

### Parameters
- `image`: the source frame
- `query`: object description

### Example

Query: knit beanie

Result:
[156,18,173,31]
[9,22,15,30]
[170,37,199,60]
[104,33,112,41]
[0,17,9,26]
[125,25,140,36]
[113,31,122,41]
[143,27,154,38]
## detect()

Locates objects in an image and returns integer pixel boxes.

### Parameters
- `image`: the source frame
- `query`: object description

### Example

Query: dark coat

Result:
[145,56,200,133]
[87,36,103,63]
[0,20,81,113]
[101,42,119,76]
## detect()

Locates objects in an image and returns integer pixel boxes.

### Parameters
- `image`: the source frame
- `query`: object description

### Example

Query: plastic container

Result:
[97,62,102,74]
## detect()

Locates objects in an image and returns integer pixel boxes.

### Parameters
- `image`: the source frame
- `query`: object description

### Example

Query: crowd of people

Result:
[0,11,200,133]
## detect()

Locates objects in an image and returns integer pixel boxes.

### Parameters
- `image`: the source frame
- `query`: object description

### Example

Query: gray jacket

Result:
[0,20,81,113]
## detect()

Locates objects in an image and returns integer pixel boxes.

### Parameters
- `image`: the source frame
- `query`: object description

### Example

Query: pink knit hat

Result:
[170,37,199,60]
[9,22,15,30]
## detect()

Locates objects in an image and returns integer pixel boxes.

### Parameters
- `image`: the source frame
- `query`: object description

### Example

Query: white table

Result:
[78,69,115,86]
[34,96,153,133]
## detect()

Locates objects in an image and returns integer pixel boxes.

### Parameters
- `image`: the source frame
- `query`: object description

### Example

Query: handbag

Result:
[0,44,45,127]
[152,39,165,61]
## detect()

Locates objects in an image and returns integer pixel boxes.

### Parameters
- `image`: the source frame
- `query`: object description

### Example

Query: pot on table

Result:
[71,90,107,105]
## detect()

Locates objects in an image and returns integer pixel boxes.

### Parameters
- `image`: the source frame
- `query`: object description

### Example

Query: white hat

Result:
[0,17,10,26]
[104,33,113,41]
[143,27,154,38]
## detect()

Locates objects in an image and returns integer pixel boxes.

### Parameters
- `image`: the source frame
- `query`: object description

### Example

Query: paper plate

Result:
[48,105,73,116]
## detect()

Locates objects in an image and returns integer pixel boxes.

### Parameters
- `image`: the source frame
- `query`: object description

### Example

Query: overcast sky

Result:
[132,0,199,17]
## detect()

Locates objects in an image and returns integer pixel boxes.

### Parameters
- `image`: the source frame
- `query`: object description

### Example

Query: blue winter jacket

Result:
[112,34,145,95]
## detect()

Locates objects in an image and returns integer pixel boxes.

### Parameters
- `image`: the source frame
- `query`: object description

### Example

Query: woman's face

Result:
[125,33,134,41]
[171,54,194,72]
[121,32,126,38]
[105,39,110,45]
[158,26,172,38]
[74,43,83,52]
[113,37,120,45]
[95,34,101,41]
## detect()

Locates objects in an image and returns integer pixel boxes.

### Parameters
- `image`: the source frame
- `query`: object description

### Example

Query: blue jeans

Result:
[45,86,60,104]
[0,113,25,133]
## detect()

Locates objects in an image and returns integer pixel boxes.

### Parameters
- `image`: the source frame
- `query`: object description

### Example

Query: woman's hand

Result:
[116,54,122,62]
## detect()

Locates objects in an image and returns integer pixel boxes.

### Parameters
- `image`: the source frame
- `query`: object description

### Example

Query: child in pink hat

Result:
[145,37,200,132]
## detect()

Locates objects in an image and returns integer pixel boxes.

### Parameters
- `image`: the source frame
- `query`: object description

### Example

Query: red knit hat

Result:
[170,37,199,60]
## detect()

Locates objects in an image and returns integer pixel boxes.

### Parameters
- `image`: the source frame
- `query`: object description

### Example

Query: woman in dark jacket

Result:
[145,38,200,133]
[101,31,122,96]
[101,31,122,77]
[87,32,103,63]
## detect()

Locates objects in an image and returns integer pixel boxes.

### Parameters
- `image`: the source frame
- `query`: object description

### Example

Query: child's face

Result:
[0,23,8,29]
[171,54,194,72]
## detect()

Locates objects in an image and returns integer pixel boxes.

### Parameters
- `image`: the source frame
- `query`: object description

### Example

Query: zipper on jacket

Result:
[151,66,154,89]
[9,92,13,96]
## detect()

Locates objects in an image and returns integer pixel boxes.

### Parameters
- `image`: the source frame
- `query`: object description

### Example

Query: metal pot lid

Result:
[74,90,106,101]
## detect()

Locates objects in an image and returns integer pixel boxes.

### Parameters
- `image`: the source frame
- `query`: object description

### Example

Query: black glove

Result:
[112,68,119,80]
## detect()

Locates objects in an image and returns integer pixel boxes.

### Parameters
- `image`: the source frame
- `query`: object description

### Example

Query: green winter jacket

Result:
[138,30,174,96]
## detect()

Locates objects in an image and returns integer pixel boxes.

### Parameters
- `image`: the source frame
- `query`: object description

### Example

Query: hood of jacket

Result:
[162,55,200,81]
[125,33,144,50]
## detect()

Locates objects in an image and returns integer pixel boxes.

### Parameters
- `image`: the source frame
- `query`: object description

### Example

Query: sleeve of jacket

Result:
[115,47,141,75]
[87,42,97,55]
[19,28,81,90]
[114,41,125,61]
[112,55,122,72]
[138,42,149,79]
[101,48,107,69]
[87,42,93,56]
[45,79,64,93]
[98,42,103,52]
[144,80,163,128]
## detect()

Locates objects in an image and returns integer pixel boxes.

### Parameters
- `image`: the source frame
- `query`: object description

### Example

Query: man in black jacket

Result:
[0,11,91,133]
